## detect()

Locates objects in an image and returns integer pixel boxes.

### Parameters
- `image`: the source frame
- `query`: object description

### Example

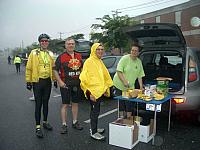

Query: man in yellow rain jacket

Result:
[25,33,56,138]
[79,43,113,141]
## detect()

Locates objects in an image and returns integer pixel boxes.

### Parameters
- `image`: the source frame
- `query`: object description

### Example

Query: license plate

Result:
[146,104,162,112]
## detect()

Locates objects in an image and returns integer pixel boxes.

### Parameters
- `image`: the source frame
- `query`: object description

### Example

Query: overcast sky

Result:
[0,0,189,50]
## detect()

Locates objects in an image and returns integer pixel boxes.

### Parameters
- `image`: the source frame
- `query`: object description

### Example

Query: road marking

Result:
[53,94,61,98]
[84,108,118,123]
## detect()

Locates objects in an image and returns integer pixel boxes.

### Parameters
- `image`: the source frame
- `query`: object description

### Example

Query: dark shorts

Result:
[114,87,135,112]
[60,85,81,104]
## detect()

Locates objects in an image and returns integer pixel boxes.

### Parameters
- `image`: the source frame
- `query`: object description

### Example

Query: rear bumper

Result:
[172,101,200,113]
[170,93,200,111]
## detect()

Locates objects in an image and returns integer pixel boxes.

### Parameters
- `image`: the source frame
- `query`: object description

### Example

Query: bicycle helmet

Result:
[38,33,50,42]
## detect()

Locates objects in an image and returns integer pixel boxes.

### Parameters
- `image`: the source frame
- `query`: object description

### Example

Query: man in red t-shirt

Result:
[54,38,83,134]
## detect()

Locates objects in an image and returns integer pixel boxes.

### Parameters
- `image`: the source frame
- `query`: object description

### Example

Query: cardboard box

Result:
[138,119,154,143]
[109,119,139,149]
[123,116,134,125]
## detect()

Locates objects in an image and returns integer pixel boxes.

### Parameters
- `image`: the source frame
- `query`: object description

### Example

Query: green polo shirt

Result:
[113,54,145,91]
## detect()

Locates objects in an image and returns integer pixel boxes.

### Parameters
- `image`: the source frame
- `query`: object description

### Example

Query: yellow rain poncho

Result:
[79,43,113,100]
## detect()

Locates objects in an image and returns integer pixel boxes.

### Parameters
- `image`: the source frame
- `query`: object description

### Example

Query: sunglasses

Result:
[40,40,49,43]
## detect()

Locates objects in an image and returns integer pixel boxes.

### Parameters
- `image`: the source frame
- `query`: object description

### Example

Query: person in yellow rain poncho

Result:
[79,43,113,141]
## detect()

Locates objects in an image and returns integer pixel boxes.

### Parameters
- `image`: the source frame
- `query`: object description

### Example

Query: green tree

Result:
[48,39,64,54]
[89,32,103,43]
[25,39,65,55]
[69,34,85,40]
[91,13,138,52]
[25,42,39,53]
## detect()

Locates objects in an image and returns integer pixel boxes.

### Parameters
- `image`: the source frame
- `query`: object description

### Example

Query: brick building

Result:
[133,0,200,48]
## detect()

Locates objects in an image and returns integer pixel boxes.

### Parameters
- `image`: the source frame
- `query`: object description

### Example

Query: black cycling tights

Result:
[33,78,52,125]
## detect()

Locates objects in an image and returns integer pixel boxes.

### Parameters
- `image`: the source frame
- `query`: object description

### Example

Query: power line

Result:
[60,0,180,39]
[120,0,175,12]
[114,0,181,13]
[116,0,165,11]
[57,24,92,39]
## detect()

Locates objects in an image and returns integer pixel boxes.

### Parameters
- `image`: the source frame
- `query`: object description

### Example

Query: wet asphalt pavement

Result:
[0,56,199,150]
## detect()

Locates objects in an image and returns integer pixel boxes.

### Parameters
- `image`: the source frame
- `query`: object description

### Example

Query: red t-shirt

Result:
[55,52,82,86]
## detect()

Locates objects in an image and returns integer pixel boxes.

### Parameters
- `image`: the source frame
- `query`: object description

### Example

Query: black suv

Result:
[74,40,92,61]
[56,39,92,61]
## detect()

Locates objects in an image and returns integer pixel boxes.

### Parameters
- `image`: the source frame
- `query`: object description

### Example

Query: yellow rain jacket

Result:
[79,43,113,100]
[14,56,21,64]
[26,48,55,83]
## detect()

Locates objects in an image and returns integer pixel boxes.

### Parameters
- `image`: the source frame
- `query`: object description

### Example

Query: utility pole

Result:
[111,10,121,17]
[58,32,65,40]
[22,40,24,50]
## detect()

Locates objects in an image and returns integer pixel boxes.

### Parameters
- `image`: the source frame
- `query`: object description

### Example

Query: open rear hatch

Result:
[123,23,186,48]
[124,23,187,93]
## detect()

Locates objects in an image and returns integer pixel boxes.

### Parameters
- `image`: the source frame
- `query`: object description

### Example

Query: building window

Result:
[140,20,144,24]
[175,11,182,26]
[156,16,160,23]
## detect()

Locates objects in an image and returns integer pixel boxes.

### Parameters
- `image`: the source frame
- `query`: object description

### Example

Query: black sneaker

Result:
[72,121,83,130]
[60,125,68,134]
[43,122,53,130]
[36,128,43,138]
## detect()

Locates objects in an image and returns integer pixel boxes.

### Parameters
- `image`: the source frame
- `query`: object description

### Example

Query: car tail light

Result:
[188,58,197,82]
[172,97,185,104]
[189,67,197,82]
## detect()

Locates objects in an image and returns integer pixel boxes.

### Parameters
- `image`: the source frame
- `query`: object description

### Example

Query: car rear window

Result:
[141,52,182,66]
[154,54,182,65]
[75,41,91,52]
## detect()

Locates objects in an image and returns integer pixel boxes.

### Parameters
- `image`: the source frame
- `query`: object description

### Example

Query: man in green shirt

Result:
[113,43,145,118]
